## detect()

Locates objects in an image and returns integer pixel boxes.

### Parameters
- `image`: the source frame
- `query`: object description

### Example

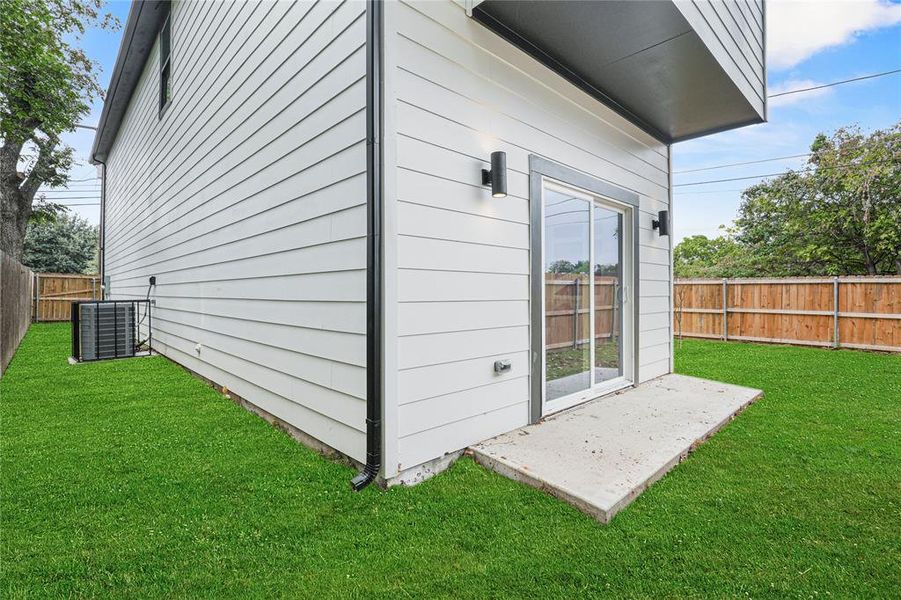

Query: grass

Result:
[2,324,899,598]
[546,340,620,380]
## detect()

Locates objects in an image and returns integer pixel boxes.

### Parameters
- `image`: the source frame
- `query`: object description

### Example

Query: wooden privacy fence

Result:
[1,251,34,376]
[674,277,901,352]
[33,273,101,322]
[545,274,620,349]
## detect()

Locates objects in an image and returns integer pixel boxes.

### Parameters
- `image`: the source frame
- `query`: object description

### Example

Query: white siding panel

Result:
[397,300,529,336]
[398,326,529,370]
[398,167,530,224]
[104,0,368,460]
[675,0,766,117]
[398,376,529,437]
[398,401,528,470]
[391,1,672,468]
[397,350,531,405]
[398,236,529,275]
[397,270,529,302]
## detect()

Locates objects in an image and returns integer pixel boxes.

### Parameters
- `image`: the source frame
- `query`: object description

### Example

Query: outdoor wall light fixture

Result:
[481,151,507,198]
[652,210,669,236]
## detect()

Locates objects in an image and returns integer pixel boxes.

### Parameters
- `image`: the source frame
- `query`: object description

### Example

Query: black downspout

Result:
[96,159,107,300]
[351,0,383,492]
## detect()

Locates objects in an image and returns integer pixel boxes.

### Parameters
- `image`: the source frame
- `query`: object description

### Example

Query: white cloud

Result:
[767,0,901,70]
[767,79,834,106]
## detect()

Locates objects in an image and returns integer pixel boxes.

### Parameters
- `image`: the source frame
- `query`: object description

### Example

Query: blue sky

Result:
[673,0,901,242]
[49,0,901,242]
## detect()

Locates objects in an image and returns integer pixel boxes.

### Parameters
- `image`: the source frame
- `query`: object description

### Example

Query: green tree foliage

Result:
[673,233,757,278]
[23,212,97,273]
[548,259,590,274]
[0,0,116,259]
[675,123,901,277]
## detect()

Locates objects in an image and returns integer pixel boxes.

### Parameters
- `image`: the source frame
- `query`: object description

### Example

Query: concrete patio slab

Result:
[469,374,762,523]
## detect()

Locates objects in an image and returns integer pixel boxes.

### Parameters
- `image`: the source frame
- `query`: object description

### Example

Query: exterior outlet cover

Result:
[494,359,512,374]
[195,343,202,354]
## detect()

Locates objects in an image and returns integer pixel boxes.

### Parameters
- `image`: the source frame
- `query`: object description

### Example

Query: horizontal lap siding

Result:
[104,0,368,462]
[391,0,672,470]
[676,0,766,117]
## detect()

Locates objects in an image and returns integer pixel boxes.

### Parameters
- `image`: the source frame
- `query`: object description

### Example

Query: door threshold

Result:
[543,378,634,419]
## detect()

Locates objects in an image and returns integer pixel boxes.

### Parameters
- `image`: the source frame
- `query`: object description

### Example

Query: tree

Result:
[0,0,116,259]
[673,233,756,278]
[548,259,590,274]
[735,123,900,276]
[675,123,901,277]
[23,211,97,273]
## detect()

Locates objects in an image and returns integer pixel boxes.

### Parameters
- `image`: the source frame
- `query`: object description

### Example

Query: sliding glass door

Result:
[543,179,631,414]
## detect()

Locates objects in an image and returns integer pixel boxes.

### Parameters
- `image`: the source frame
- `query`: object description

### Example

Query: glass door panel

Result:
[544,187,591,402]
[593,206,624,385]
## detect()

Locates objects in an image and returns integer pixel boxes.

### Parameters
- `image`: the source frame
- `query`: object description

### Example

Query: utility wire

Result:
[38,191,101,195]
[673,188,747,196]
[39,191,101,194]
[768,68,901,98]
[36,196,100,200]
[56,202,100,206]
[41,185,101,190]
[673,71,901,177]
[675,156,897,187]
[675,153,811,174]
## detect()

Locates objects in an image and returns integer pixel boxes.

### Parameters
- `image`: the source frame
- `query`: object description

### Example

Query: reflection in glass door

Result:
[543,180,629,411]
[593,205,623,385]
[544,188,591,402]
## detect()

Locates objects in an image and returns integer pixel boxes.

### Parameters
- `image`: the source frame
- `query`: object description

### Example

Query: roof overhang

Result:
[470,0,766,144]
[91,1,170,164]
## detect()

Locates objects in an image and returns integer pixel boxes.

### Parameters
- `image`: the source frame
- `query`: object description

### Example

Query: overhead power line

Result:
[675,153,811,174]
[58,202,100,206]
[37,196,100,200]
[38,190,100,194]
[38,183,100,192]
[768,68,901,98]
[673,188,748,196]
[675,156,897,187]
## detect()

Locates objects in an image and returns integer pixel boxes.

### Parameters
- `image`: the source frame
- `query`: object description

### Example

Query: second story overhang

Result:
[470,0,767,144]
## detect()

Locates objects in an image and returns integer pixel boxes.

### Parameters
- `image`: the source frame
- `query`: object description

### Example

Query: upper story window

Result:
[159,9,172,115]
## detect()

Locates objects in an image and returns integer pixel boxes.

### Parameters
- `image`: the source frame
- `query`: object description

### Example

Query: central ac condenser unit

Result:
[71,301,151,362]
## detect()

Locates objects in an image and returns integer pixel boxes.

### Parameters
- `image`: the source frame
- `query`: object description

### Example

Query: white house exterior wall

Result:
[386,0,673,474]
[103,0,369,462]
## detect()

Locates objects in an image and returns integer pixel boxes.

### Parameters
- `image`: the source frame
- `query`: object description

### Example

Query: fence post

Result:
[722,278,728,341]
[572,279,580,349]
[33,273,40,323]
[833,277,840,348]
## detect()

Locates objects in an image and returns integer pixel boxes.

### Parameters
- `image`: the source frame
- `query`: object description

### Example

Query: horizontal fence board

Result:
[674,277,900,352]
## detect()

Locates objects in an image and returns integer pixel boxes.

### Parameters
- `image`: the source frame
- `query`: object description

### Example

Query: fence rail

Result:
[33,273,101,321]
[1,251,34,376]
[674,277,901,352]
[545,274,620,349]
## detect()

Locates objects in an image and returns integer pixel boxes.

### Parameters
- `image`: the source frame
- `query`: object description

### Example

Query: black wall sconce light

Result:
[652,210,669,236]
[481,151,507,198]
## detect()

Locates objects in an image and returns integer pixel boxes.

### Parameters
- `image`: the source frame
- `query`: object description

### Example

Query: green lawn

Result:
[2,324,899,598]
[546,339,620,381]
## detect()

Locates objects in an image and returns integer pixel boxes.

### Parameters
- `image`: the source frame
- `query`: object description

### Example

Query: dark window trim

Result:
[158,7,172,118]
